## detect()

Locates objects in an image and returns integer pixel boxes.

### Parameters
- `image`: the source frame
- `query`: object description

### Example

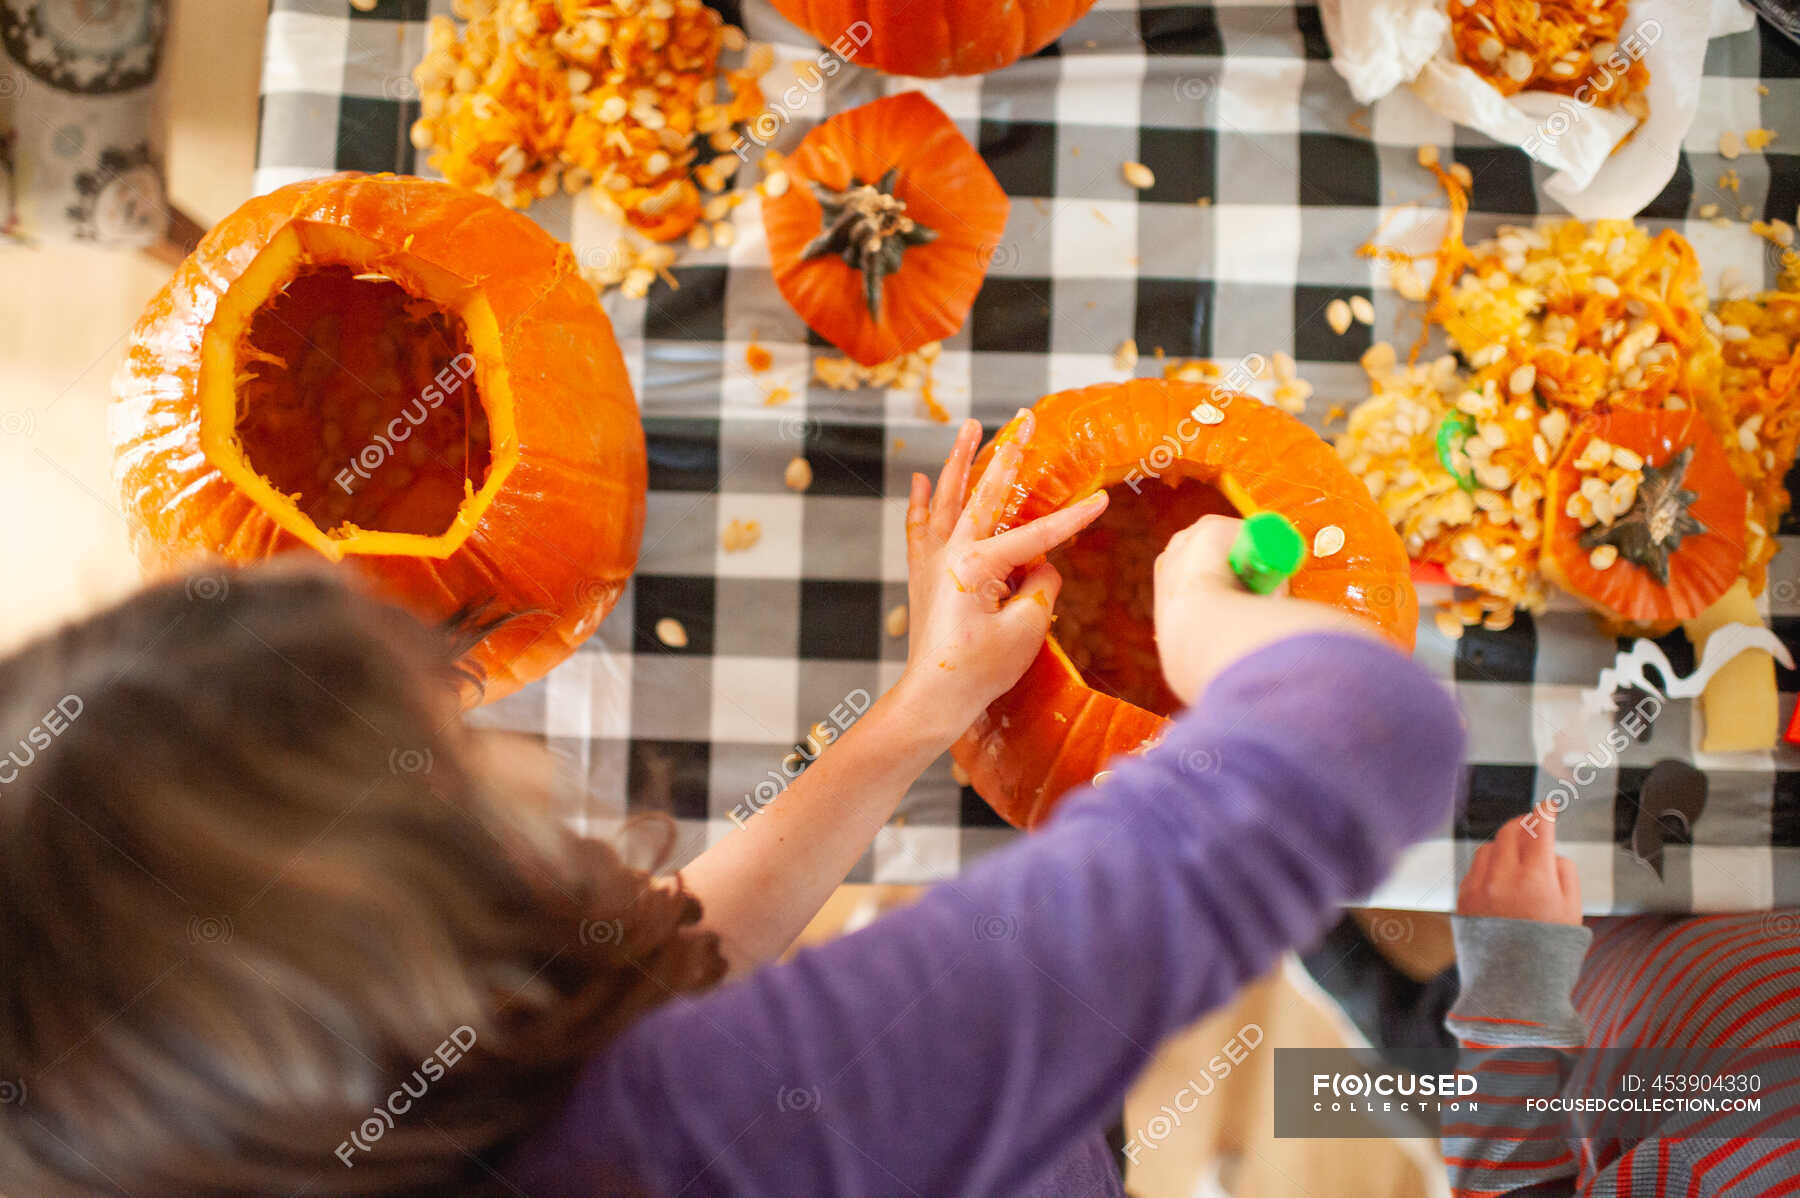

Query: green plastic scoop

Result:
[1228,511,1306,595]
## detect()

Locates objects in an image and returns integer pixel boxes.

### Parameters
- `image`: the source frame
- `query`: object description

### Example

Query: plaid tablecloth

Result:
[256,0,1800,912]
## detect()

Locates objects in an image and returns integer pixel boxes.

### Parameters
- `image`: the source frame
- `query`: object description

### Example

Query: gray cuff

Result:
[1448,915,1591,1046]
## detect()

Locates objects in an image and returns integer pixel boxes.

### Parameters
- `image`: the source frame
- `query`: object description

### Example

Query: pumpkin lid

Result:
[762,91,1009,367]
[1541,407,1747,625]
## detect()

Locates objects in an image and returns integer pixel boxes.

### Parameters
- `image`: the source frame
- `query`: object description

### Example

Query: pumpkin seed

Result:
[784,456,813,491]
[1122,161,1155,190]
[1312,524,1346,558]
[1326,299,1353,335]
[655,617,689,648]
[1191,401,1225,425]
[885,605,909,639]
[1589,544,1619,570]
[1349,295,1376,325]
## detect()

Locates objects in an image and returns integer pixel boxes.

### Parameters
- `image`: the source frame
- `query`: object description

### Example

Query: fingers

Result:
[982,491,1107,571]
[1002,561,1062,632]
[956,410,1034,542]
[1156,514,1244,593]
[929,419,982,540]
[905,472,931,570]
[1505,809,1556,866]
[1555,856,1580,904]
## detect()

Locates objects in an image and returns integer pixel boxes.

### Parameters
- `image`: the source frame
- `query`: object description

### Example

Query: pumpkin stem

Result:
[1579,445,1707,585]
[800,167,938,319]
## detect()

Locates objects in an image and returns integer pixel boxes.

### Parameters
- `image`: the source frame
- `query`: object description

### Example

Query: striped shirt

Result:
[1444,912,1800,1196]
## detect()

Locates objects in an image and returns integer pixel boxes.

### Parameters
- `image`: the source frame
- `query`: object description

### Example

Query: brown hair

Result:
[0,568,724,1195]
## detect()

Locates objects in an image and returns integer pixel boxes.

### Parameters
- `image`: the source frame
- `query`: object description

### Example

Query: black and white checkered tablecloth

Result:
[256,0,1800,912]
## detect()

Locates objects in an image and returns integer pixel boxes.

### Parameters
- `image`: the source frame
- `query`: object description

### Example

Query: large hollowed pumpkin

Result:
[770,0,1098,77]
[951,380,1417,828]
[111,173,647,702]
[1541,408,1746,629]
[763,91,1008,367]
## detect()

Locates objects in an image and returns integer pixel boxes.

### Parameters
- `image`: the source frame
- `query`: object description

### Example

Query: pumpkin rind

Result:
[110,173,647,703]
[762,91,1008,367]
[768,0,1097,77]
[1541,408,1746,627]
[951,379,1417,828]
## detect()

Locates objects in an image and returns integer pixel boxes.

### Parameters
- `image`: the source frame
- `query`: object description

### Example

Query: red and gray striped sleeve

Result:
[1441,915,1592,1197]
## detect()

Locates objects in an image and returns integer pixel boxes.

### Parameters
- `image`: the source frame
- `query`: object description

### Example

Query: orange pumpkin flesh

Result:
[233,266,491,538]
[112,174,647,702]
[763,91,1008,367]
[1541,408,1746,628]
[951,380,1417,828]
[1048,477,1239,716]
[768,0,1099,77]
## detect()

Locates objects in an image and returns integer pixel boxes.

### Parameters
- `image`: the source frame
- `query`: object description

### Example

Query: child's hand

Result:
[1154,514,1378,706]
[900,415,1108,744]
[1457,812,1583,926]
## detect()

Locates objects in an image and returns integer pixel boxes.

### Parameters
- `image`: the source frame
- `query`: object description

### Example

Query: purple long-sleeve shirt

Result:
[506,633,1465,1196]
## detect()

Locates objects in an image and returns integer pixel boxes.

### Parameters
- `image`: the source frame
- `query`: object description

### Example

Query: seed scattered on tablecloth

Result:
[1349,294,1376,325]
[1434,608,1465,640]
[350,0,377,9]
[1122,161,1155,190]
[1415,144,1439,169]
[722,518,761,552]
[1113,338,1139,372]
[1448,162,1472,188]
[784,456,813,491]
[1720,130,1743,160]
[886,604,909,639]
[713,221,737,247]
[950,759,972,786]
[1313,524,1345,558]
[1361,340,1397,377]
[655,618,688,648]
[1326,299,1353,335]
[1191,401,1225,425]
[1389,259,1428,301]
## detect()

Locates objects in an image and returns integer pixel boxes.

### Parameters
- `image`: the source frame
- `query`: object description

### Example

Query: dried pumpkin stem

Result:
[1579,445,1706,585]
[801,167,937,319]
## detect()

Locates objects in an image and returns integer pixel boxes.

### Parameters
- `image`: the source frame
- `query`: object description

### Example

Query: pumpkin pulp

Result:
[198,221,520,562]
[1046,474,1240,716]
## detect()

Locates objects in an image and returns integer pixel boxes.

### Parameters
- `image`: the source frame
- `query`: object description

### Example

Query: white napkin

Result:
[1320,0,1759,220]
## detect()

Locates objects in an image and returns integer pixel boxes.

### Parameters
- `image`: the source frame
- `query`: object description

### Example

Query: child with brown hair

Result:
[0,415,1464,1196]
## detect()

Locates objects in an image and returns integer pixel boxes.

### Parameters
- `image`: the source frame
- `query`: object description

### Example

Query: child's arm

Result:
[507,521,1466,1197]
[678,415,1108,975]
[1441,813,1591,1197]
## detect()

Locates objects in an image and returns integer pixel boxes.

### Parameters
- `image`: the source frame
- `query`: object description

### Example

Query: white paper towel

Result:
[1320,0,1759,220]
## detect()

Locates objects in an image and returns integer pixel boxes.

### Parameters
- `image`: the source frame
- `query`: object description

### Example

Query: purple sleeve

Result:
[509,633,1465,1196]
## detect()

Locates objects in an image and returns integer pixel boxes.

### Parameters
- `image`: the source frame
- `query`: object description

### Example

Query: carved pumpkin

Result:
[111,174,647,702]
[768,0,1098,77]
[1541,408,1746,628]
[762,91,1008,367]
[951,380,1417,827]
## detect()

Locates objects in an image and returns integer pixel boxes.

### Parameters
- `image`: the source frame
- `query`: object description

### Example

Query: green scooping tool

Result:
[1228,511,1306,595]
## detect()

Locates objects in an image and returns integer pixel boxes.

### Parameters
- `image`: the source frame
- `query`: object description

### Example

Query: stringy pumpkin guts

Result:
[1448,0,1649,118]
[235,267,490,538]
[410,0,765,241]
[1048,477,1238,716]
